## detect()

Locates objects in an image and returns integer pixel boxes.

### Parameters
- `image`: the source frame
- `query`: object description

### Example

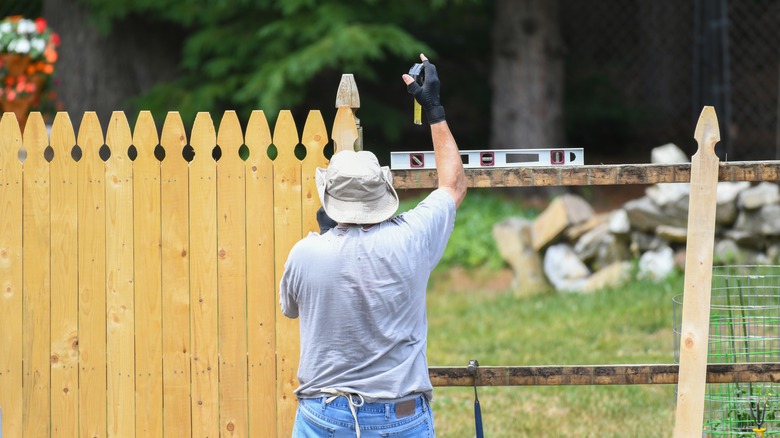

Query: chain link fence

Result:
[561,0,780,161]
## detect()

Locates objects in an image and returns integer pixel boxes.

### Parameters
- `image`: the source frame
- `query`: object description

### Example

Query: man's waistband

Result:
[300,392,425,416]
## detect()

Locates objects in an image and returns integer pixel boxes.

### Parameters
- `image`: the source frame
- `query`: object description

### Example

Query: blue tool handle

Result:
[474,399,484,438]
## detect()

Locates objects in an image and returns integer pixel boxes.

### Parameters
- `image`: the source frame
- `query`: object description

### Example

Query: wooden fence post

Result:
[673,106,721,437]
[335,74,362,151]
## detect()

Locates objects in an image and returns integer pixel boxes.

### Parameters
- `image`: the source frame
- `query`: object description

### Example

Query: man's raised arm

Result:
[402,54,467,207]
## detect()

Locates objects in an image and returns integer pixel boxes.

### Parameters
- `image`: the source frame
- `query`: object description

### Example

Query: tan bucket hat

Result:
[315,150,399,224]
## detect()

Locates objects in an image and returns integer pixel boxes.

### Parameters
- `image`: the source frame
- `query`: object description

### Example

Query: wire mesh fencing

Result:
[674,265,780,436]
[561,0,780,162]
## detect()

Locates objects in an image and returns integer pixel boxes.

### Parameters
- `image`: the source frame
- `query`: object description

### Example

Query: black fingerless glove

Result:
[407,60,446,124]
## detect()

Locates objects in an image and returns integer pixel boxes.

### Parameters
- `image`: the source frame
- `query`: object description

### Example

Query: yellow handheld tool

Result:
[408,63,425,125]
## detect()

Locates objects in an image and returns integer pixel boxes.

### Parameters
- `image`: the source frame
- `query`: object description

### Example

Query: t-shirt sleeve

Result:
[401,188,457,272]
[279,248,300,319]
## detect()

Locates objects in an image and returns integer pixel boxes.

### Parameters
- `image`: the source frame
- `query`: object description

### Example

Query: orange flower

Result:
[45,47,57,63]
[43,64,54,74]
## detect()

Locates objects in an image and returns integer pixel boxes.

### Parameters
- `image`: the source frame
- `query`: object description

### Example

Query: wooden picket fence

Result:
[4,86,780,437]
[0,106,363,437]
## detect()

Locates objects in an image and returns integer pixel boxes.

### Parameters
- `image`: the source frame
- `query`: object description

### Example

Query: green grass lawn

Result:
[425,268,684,437]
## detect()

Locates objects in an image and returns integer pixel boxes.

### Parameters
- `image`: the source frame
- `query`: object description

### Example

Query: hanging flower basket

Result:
[0,15,61,123]
[1,53,30,76]
[1,94,34,129]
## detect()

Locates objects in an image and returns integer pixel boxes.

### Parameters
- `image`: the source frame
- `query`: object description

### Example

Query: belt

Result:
[318,389,420,438]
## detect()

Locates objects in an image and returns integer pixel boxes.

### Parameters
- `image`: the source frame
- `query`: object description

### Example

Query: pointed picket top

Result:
[161,112,187,149]
[50,112,75,165]
[301,110,329,232]
[0,112,23,166]
[77,112,104,161]
[216,110,243,162]
[302,110,328,165]
[673,106,721,438]
[246,110,272,167]
[273,111,299,159]
[106,112,132,157]
[693,106,720,157]
[133,111,159,163]
[161,112,187,170]
[23,112,49,166]
[331,106,358,154]
[191,112,217,168]
[335,74,360,109]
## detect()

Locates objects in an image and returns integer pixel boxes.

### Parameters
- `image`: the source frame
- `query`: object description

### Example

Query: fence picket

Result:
[49,113,79,438]
[189,112,220,437]
[301,111,329,234]
[105,111,136,437]
[160,112,192,437]
[0,113,24,438]
[216,111,249,436]
[245,110,277,437]
[133,111,164,437]
[77,112,108,438]
[22,113,51,437]
[273,110,302,434]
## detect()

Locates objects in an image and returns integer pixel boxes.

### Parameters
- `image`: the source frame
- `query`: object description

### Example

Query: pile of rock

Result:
[492,143,780,295]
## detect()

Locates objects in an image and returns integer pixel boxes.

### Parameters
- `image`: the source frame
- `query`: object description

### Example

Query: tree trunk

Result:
[490,0,564,150]
[42,0,181,125]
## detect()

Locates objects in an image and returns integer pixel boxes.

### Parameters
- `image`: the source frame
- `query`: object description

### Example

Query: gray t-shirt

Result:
[280,189,456,402]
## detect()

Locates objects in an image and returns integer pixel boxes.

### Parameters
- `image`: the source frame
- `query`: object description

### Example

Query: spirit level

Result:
[390,148,584,170]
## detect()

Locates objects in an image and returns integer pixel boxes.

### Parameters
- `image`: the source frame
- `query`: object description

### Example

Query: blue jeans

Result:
[293,394,435,437]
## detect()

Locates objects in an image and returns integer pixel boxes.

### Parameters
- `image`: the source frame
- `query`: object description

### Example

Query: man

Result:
[280,54,466,437]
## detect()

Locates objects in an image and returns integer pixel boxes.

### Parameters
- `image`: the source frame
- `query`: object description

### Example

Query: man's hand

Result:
[402,54,446,125]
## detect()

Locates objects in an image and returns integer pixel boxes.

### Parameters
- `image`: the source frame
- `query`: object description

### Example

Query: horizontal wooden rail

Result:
[429,363,780,386]
[392,160,780,189]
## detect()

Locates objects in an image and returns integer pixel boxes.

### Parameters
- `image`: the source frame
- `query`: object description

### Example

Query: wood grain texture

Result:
[273,110,302,436]
[76,112,108,438]
[331,106,358,154]
[429,363,780,386]
[22,113,51,437]
[216,111,249,437]
[133,111,163,437]
[49,112,79,438]
[245,110,277,438]
[0,113,24,438]
[105,111,136,437]
[160,112,192,437]
[189,112,220,437]
[673,106,721,438]
[301,110,329,235]
[390,161,780,189]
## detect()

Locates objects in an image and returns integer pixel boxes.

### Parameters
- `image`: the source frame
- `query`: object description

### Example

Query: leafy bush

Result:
[399,189,538,270]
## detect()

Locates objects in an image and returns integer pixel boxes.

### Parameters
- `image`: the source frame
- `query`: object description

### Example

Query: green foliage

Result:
[73,0,492,159]
[399,189,537,270]
[426,270,684,436]
[74,0,470,121]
